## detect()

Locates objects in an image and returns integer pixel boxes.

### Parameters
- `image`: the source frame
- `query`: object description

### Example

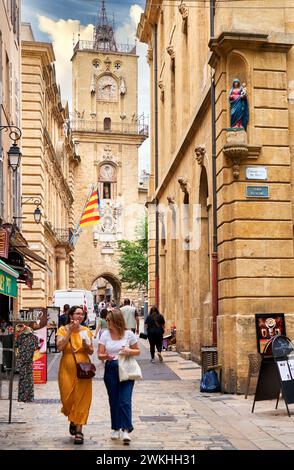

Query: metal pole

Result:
[210,0,218,346]
[154,24,159,307]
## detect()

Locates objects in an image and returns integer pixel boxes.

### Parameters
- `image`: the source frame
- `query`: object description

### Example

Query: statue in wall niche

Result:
[229,79,249,130]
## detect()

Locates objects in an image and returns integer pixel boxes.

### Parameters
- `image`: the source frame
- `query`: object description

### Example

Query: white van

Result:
[53,289,96,329]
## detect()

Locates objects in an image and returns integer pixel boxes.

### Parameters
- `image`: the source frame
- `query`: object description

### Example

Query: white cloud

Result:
[38,15,93,105]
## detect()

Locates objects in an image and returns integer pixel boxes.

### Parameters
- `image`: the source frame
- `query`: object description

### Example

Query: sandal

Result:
[74,432,84,445]
[69,422,76,436]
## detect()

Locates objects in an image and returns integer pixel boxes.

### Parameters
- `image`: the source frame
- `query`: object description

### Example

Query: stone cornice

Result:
[209,31,294,66]
[136,0,163,43]
[71,130,147,146]
[21,41,55,65]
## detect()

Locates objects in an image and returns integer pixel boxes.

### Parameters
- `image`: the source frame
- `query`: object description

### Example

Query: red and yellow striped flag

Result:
[79,188,101,228]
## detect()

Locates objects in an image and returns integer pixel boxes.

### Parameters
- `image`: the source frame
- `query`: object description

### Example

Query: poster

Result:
[46,306,60,328]
[277,361,292,382]
[33,326,47,384]
[255,314,286,355]
[288,359,294,380]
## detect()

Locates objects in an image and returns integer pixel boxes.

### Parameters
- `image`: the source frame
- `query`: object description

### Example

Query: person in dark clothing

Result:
[145,306,165,363]
[58,304,70,327]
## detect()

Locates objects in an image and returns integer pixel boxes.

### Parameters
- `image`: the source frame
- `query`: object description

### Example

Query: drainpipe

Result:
[154,24,159,307]
[210,0,218,346]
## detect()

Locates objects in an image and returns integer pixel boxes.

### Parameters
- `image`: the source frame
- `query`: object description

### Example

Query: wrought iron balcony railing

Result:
[71,120,149,137]
[55,228,74,246]
[73,40,136,55]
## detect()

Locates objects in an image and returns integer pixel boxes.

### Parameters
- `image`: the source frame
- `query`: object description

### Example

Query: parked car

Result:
[53,289,96,329]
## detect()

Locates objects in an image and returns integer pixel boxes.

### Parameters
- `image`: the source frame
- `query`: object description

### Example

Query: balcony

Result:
[73,40,136,55]
[54,228,74,247]
[71,120,149,138]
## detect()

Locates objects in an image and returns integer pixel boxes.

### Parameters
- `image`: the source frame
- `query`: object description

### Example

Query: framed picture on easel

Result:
[255,313,286,355]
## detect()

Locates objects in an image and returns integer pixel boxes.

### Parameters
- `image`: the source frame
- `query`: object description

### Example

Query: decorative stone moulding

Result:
[158,80,165,101]
[178,2,188,33]
[223,129,261,179]
[147,47,153,65]
[167,195,175,205]
[195,146,206,166]
[104,57,112,71]
[166,45,176,60]
[178,177,189,194]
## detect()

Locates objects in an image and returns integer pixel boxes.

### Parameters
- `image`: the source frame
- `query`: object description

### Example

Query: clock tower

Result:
[71,0,148,305]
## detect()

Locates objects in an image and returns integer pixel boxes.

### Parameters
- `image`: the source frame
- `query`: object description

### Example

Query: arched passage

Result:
[91,273,121,306]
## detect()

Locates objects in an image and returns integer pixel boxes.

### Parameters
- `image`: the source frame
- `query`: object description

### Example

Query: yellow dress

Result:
[56,326,93,425]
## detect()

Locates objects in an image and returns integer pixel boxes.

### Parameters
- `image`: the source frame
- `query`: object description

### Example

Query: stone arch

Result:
[227,51,248,88]
[91,272,122,306]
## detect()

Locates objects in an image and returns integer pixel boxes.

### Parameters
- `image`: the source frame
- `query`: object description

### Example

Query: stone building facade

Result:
[21,24,78,308]
[71,4,148,305]
[138,0,294,392]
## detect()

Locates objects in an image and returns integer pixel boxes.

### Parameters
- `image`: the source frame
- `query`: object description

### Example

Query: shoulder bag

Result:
[69,338,96,379]
[118,351,142,382]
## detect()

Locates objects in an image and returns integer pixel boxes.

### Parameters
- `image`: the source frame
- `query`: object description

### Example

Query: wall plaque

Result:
[246,186,269,198]
[246,167,268,180]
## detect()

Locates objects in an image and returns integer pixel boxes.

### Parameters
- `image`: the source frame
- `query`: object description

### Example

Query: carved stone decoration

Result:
[90,75,96,94]
[102,145,113,161]
[119,77,126,95]
[147,47,153,65]
[195,146,206,166]
[104,56,112,71]
[158,80,165,102]
[223,129,261,179]
[178,177,189,194]
[166,45,176,60]
[167,196,175,205]
[179,2,189,33]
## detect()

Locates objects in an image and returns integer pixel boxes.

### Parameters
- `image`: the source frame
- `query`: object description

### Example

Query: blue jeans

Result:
[104,360,134,432]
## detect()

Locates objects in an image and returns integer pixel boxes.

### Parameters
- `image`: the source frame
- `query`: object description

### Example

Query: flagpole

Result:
[70,184,95,247]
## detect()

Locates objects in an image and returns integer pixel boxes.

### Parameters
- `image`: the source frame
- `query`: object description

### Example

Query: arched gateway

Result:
[91,273,121,306]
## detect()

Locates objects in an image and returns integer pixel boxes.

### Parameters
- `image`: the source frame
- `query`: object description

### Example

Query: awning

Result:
[0,259,19,298]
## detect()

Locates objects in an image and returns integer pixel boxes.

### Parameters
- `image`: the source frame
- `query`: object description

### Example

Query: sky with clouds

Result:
[21,0,150,172]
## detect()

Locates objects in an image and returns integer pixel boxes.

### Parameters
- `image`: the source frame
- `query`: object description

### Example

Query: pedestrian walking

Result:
[145,306,165,363]
[120,298,139,334]
[98,308,140,444]
[58,304,70,327]
[56,306,94,445]
[94,308,108,339]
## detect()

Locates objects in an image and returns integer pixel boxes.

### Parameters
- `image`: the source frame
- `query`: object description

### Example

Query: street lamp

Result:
[21,197,42,224]
[0,125,22,171]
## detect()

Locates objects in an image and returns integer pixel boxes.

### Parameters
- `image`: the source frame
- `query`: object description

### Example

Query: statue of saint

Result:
[229,79,249,130]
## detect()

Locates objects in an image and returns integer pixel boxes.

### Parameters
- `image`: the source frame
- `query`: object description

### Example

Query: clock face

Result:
[97,76,118,102]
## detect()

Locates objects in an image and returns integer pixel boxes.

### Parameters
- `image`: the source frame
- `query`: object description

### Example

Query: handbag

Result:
[69,339,96,379]
[118,354,142,382]
[139,332,148,340]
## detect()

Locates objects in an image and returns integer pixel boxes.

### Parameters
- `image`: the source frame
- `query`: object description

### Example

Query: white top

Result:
[120,305,137,329]
[99,329,137,360]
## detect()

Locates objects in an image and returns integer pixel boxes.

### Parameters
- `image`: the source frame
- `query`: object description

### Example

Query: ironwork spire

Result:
[93,0,117,51]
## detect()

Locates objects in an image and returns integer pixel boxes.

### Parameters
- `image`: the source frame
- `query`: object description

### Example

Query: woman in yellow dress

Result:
[56,305,94,445]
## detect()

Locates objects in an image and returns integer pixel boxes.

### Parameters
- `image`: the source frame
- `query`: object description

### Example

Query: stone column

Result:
[56,247,67,290]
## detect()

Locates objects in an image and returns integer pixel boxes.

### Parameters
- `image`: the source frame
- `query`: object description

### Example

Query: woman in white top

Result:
[98,308,140,444]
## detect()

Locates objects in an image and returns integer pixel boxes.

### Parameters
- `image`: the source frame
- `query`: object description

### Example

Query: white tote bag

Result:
[118,355,142,382]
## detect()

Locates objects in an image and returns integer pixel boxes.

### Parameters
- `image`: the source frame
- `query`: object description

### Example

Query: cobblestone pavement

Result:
[1,337,294,450]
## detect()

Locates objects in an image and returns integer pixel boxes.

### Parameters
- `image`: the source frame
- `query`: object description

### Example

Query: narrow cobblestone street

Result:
[1,338,294,451]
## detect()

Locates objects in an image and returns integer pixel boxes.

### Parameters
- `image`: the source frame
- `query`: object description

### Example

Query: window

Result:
[104,117,111,131]
[103,182,111,199]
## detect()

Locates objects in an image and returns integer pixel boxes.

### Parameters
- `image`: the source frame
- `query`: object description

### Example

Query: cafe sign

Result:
[0,259,18,298]
[0,228,9,258]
